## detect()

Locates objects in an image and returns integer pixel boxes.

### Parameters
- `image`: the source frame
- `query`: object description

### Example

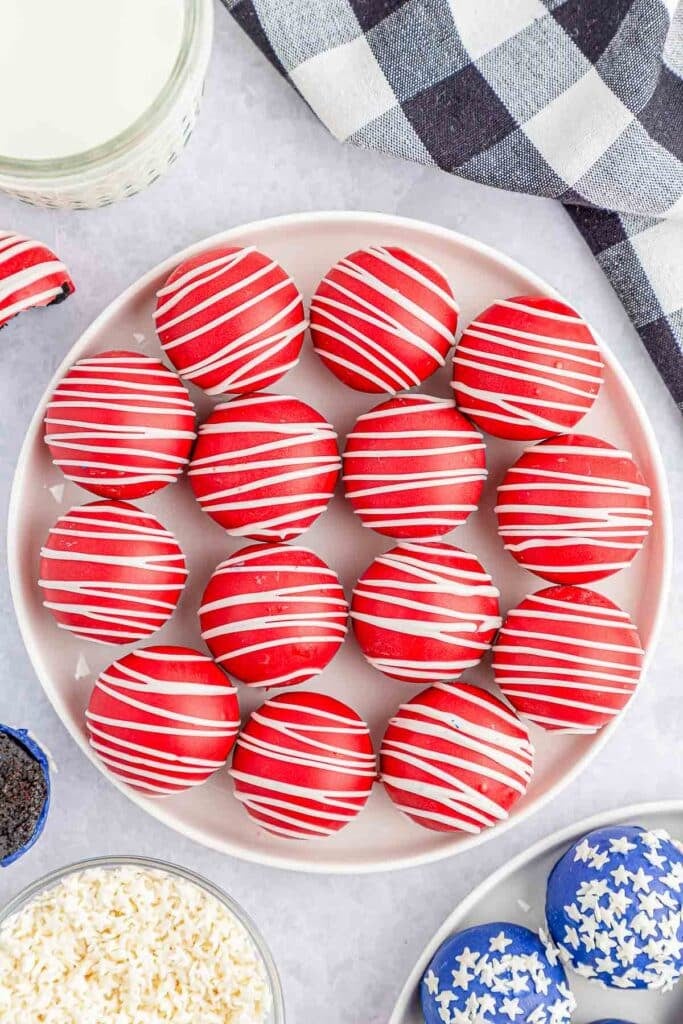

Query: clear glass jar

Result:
[0,855,286,1023]
[0,0,214,209]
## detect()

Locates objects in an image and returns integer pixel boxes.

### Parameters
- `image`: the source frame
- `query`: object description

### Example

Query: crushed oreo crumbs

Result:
[0,733,48,861]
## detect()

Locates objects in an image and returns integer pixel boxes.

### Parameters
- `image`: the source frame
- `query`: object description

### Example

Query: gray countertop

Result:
[0,8,680,1022]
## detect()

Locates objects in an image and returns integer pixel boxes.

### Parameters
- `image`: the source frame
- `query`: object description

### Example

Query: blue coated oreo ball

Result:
[546,824,683,992]
[421,921,575,1024]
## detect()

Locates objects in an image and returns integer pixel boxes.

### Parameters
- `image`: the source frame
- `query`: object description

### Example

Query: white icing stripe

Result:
[155,247,307,395]
[496,298,585,323]
[230,697,374,837]
[493,589,642,733]
[0,232,71,326]
[380,684,533,832]
[311,246,456,392]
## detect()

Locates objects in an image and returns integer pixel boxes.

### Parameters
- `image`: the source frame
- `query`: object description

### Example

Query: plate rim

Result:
[389,797,683,1023]
[8,209,673,875]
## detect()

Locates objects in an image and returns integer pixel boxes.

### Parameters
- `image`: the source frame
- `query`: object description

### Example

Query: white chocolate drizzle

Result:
[85,647,240,795]
[39,502,187,644]
[351,542,501,682]
[493,588,643,734]
[230,695,376,839]
[154,246,307,395]
[343,394,486,537]
[311,245,458,393]
[189,393,340,540]
[199,544,348,688]
[381,682,533,833]
[44,352,196,497]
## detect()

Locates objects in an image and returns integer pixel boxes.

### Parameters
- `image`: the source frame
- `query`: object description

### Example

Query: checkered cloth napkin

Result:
[225,0,683,410]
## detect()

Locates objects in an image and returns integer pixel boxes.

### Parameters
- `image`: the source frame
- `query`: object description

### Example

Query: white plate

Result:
[8,211,672,874]
[390,800,683,1023]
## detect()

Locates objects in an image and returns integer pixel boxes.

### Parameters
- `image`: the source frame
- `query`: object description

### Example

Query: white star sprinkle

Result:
[499,996,523,1020]
[489,931,513,953]
[631,867,653,893]
[609,835,637,855]
[424,969,439,995]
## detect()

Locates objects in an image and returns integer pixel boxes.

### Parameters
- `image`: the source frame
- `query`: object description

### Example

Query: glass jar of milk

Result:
[0,0,213,208]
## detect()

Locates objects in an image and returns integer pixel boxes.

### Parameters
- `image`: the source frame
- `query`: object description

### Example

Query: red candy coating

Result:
[44,350,196,500]
[495,434,653,584]
[452,295,604,440]
[86,646,240,795]
[350,541,501,683]
[199,543,348,689]
[0,230,74,330]
[39,500,187,645]
[154,245,307,395]
[343,394,486,539]
[310,245,458,393]
[230,691,376,839]
[189,392,340,541]
[380,682,534,833]
[492,586,644,734]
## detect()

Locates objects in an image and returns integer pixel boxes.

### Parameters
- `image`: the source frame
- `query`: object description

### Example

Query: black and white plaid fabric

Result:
[225,0,683,410]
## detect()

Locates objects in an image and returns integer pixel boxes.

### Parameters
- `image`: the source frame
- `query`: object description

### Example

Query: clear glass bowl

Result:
[0,0,214,209]
[0,855,286,1023]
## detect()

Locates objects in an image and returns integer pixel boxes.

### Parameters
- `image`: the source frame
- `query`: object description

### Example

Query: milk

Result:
[0,0,186,161]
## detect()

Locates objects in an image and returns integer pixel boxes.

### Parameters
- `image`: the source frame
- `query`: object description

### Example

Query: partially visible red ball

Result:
[0,230,74,329]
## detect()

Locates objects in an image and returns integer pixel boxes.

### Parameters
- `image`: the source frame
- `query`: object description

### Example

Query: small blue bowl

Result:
[0,725,51,868]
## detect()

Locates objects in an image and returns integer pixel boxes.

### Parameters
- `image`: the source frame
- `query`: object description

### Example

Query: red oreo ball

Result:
[452,295,604,440]
[310,245,458,393]
[39,501,187,645]
[492,586,644,734]
[350,541,501,683]
[189,392,341,541]
[199,543,348,689]
[154,245,307,395]
[230,692,376,839]
[343,394,487,539]
[85,646,240,795]
[495,434,653,584]
[0,230,74,329]
[380,682,534,833]
[44,350,196,500]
